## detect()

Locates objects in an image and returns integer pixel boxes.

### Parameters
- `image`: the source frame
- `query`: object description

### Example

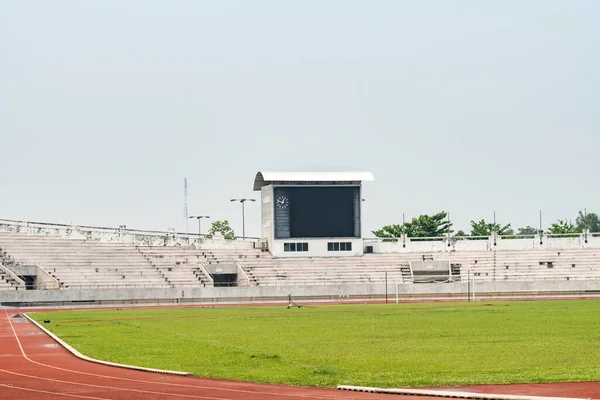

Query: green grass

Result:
[30,300,600,388]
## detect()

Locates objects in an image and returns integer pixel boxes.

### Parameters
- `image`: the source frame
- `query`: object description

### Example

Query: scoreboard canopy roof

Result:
[253,171,374,191]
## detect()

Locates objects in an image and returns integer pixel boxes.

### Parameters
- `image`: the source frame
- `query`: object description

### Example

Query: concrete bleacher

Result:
[0,233,170,289]
[238,253,410,286]
[131,246,412,286]
[2,228,600,291]
[0,269,20,290]
[135,246,214,286]
[415,249,600,282]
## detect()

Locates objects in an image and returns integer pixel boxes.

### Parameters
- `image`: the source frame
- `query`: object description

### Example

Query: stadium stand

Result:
[409,249,600,282]
[2,229,600,291]
[239,253,410,285]
[0,232,170,289]
[135,246,215,286]
[0,268,21,290]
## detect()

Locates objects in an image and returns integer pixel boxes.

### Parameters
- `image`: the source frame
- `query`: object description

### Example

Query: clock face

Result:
[276,195,289,209]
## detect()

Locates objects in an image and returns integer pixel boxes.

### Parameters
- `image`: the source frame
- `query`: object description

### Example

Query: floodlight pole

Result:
[230,198,256,240]
[189,215,210,238]
[539,209,543,245]
[584,208,588,243]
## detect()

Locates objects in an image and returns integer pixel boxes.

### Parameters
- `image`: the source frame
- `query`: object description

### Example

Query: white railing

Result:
[363,231,599,253]
[57,283,204,290]
[0,217,259,246]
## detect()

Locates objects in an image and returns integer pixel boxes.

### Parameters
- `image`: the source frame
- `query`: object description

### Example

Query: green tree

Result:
[576,211,600,233]
[517,226,538,235]
[469,219,514,236]
[372,224,405,239]
[208,220,236,240]
[455,230,468,237]
[372,211,452,238]
[547,220,579,235]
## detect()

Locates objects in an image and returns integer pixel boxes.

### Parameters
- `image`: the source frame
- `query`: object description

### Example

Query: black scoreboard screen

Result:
[274,186,360,238]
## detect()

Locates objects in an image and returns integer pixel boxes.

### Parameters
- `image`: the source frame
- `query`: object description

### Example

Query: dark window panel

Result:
[275,187,359,238]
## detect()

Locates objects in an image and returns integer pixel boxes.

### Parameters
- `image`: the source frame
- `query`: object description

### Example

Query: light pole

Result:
[230,198,255,240]
[189,215,210,238]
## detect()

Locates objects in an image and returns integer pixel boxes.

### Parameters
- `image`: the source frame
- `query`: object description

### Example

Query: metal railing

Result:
[57,283,204,290]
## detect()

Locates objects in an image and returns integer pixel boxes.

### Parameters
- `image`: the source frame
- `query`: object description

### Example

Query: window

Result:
[327,242,352,251]
[284,242,308,252]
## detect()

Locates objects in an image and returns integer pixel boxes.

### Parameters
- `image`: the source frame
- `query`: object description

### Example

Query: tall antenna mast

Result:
[184,177,189,232]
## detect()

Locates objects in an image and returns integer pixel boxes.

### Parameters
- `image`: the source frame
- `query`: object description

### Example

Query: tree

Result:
[547,219,579,235]
[372,211,452,238]
[455,230,468,237]
[576,211,600,233]
[372,224,404,239]
[469,219,514,236]
[517,226,538,235]
[208,220,235,240]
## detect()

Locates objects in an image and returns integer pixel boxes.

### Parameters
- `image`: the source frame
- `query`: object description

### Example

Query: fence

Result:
[0,218,258,247]
[364,231,599,253]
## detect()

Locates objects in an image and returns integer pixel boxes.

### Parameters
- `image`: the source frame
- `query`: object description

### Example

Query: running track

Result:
[1,308,599,400]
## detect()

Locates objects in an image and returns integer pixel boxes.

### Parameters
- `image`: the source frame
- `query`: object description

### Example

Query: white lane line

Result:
[0,383,113,400]
[6,309,358,400]
[0,368,232,400]
[24,313,192,376]
[2,310,229,400]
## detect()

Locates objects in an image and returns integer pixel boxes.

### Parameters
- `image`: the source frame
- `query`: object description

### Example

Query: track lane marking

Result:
[2,310,230,400]
[0,383,112,400]
[4,309,377,400]
[0,368,234,400]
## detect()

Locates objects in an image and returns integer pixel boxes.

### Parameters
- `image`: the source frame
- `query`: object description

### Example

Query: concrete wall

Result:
[365,232,600,253]
[2,280,599,306]
[271,238,364,258]
[7,265,60,290]
[2,218,600,256]
[261,185,274,247]
[0,219,255,249]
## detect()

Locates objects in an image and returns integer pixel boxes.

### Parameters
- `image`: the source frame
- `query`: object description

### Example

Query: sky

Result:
[1,0,599,237]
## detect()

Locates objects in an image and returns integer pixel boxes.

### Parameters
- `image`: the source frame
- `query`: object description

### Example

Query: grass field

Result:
[30,300,600,388]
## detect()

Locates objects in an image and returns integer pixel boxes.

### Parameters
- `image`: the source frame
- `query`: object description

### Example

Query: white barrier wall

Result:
[0,219,255,249]
[1,280,599,306]
[365,232,600,253]
[271,238,364,258]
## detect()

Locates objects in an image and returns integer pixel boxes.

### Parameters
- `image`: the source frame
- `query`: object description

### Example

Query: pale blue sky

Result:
[1,1,598,237]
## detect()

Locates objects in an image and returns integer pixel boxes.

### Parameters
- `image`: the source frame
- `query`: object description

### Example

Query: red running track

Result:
[1,308,599,400]
[0,308,423,400]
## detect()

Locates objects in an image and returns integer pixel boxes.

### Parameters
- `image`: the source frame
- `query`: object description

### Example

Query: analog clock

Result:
[276,195,289,209]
